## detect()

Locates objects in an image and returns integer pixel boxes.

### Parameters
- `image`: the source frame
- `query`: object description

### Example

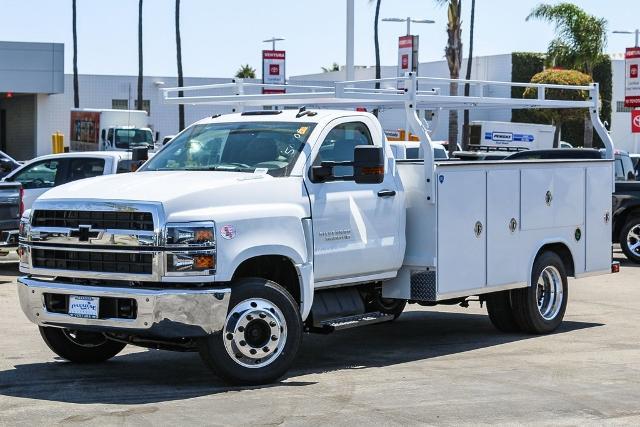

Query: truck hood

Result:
[36,171,309,220]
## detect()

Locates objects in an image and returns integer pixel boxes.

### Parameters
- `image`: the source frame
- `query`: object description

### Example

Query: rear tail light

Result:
[611,261,620,273]
[19,186,24,217]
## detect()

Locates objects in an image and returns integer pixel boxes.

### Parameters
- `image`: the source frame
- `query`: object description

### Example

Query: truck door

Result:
[306,118,403,284]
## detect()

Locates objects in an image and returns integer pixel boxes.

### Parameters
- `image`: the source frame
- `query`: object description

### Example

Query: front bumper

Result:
[17,277,231,338]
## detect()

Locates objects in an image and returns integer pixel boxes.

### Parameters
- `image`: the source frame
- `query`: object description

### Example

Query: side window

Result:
[314,121,373,176]
[11,160,60,189]
[65,158,106,183]
[615,159,624,181]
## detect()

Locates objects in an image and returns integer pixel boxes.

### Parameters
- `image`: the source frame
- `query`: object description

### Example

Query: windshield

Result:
[141,121,316,176]
[114,129,153,149]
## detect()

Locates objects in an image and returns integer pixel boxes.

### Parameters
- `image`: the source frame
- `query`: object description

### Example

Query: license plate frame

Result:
[68,295,100,319]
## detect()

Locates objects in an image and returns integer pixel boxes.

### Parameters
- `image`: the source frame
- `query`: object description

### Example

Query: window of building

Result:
[135,100,151,116]
[112,99,129,110]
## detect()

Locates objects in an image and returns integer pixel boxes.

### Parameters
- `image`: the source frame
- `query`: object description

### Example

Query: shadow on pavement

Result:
[0,310,602,405]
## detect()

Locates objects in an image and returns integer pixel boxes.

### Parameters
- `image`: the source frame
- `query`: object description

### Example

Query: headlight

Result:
[164,222,216,275]
[165,223,215,246]
[167,250,216,273]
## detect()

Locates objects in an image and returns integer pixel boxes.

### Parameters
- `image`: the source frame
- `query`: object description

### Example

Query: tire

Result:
[39,327,126,363]
[620,216,640,264]
[511,251,568,334]
[198,278,302,385]
[364,291,407,320]
[485,291,520,333]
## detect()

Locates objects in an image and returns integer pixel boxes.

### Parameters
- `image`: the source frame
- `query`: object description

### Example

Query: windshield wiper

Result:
[183,166,255,172]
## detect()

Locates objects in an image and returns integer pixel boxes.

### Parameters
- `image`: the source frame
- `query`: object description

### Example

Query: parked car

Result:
[506,148,640,264]
[2,151,138,212]
[0,181,23,258]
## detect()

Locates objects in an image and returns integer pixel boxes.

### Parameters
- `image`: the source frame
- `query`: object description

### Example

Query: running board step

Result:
[316,311,395,332]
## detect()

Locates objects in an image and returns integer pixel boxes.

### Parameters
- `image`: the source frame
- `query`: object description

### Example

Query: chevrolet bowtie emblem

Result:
[69,225,102,242]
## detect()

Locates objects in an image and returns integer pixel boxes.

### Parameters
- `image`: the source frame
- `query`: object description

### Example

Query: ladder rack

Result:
[162,73,614,203]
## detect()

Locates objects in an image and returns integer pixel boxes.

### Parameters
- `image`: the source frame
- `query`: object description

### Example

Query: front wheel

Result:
[39,327,126,363]
[510,251,568,334]
[198,278,302,385]
[620,216,640,264]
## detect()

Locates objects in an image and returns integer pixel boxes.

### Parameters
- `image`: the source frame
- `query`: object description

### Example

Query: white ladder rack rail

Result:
[162,74,614,203]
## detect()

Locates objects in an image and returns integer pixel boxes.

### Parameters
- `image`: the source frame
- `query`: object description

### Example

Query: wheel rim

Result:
[536,266,564,320]
[62,329,108,348]
[223,298,287,369]
[626,224,640,256]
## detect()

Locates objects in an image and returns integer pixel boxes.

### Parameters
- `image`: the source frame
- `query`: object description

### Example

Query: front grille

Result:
[32,210,154,231]
[32,248,153,274]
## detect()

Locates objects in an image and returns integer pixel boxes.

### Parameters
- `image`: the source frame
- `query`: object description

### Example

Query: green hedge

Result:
[510,52,612,147]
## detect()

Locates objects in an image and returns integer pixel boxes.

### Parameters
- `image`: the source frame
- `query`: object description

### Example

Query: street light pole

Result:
[262,37,285,51]
[613,29,640,48]
[346,0,355,81]
[382,17,435,36]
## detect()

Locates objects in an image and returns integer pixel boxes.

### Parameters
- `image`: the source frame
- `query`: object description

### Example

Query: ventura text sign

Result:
[262,50,286,93]
[397,35,419,89]
[625,47,640,107]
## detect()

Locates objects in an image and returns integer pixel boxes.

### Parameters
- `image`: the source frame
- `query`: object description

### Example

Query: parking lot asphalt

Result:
[0,249,639,426]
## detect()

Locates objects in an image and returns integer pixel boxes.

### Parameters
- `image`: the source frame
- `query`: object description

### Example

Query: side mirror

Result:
[131,147,149,162]
[354,145,384,184]
[155,131,160,142]
[100,129,106,141]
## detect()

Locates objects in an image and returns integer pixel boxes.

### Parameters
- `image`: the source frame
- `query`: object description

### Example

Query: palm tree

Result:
[436,0,463,156]
[321,63,340,73]
[526,3,607,147]
[136,0,144,113]
[175,0,185,131]
[461,0,476,150]
[235,64,256,79]
[72,0,79,108]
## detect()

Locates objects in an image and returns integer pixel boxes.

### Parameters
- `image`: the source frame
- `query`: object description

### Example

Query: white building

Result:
[0,41,635,160]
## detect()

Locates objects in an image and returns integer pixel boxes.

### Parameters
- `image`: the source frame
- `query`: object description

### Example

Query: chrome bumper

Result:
[17,277,231,338]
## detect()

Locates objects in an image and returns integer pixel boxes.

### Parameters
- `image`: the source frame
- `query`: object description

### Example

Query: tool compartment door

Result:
[437,169,486,294]
[487,169,525,286]
[585,164,613,272]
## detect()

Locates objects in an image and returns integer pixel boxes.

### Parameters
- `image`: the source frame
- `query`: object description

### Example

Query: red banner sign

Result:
[632,110,640,133]
[625,47,640,107]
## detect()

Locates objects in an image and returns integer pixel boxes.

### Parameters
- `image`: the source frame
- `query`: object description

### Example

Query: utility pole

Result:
[346,0,355,81]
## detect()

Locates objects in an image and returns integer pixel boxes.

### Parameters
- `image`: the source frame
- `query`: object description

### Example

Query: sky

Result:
[0,0,637,78]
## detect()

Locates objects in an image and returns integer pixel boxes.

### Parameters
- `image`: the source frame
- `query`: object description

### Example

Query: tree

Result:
[137,0,144,113]
[175,0,185,131]
[461,0,475,150]
[526,3,607,147]
[235,64,256,79]
[72,0,79,108]
[522,69,592,147]
[435,0,463,156]
[321,63,340,73]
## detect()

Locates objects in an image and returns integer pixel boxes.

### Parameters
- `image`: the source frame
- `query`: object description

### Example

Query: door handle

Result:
[377,189,396,197]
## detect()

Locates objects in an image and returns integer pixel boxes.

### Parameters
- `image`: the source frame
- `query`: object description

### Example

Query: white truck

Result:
[469,120,556,150]
[17,76,616,385]
[70,108,157,152]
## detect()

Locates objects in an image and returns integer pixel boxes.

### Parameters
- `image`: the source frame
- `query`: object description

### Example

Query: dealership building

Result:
[0,40,636,160]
